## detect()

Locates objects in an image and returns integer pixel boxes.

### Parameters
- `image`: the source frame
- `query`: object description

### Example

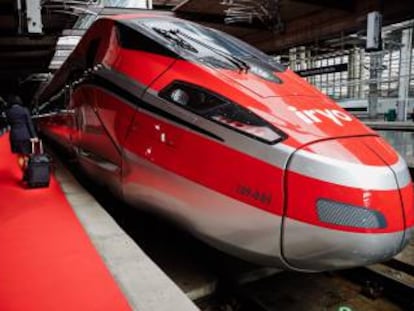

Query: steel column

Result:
[397,27,413,121]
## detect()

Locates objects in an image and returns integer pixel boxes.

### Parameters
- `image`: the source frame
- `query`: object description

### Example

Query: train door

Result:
[37,86,75,152]
[72,84,123,195]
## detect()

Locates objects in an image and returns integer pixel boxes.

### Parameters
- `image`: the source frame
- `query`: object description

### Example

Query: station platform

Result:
[360,120,414,168]
[365,120,414,131]
[0,132,198,311]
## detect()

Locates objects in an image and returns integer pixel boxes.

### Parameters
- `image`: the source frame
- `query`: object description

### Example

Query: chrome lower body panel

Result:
[77,150,123,198]
[282,218,412,272]
[47,132,412,271]
[122,150,284,267]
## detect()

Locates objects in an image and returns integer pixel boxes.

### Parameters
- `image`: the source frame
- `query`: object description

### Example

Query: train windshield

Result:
[127,18,284,75]
[160,81,284,144]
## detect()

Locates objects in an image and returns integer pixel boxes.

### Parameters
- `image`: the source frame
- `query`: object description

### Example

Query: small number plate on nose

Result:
[236,184,272,205]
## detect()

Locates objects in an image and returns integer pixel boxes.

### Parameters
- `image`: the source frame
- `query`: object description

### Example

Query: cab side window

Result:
[160,81,284,144]
[116,23,177,58]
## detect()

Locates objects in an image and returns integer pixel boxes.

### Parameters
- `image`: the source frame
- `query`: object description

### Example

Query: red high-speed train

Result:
[35,14,414,272]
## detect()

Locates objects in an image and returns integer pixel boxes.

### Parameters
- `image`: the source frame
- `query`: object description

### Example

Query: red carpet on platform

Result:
[0,133,132,311]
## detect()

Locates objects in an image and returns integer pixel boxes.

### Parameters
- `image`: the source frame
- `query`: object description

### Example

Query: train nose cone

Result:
[282,136,413,272]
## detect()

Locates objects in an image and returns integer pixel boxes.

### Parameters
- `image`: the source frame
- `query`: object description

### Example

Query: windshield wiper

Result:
[169,29,250,73]
[152,27,198,53]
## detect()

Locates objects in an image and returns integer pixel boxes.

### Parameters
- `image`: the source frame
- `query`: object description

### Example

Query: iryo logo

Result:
[288,106,353,126]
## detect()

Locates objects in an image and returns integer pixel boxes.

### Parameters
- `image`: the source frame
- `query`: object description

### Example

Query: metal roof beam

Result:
[293,0,355,11]
[0,36,56,47]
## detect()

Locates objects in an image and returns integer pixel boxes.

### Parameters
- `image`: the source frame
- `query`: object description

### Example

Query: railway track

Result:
[341,247,414,310]
[196,253,414,311]
[197,268,412,311]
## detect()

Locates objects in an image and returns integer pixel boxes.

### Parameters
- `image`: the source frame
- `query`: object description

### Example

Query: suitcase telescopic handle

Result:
[31,139,43,154]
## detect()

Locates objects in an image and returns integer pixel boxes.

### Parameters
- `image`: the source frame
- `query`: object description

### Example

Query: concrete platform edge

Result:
[53,158,199,311]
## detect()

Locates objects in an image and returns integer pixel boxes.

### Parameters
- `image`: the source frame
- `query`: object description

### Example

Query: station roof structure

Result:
[0,0,413,103]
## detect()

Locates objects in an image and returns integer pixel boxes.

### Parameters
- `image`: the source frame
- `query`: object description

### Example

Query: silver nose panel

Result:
[282,219,405,271]
[282,138,406,271]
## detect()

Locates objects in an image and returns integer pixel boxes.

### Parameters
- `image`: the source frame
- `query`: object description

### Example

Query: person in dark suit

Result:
[5,95,38,174]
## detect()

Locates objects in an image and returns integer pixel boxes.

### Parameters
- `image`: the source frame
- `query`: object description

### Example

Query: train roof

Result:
[36,14,287,104]
[36,14,378,149]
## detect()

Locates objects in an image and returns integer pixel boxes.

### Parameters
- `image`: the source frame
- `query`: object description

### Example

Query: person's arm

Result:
[24,108,37,139]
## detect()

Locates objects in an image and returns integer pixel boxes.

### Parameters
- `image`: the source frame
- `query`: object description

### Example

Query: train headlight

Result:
[160,80,286,144]
[317,199,387,229]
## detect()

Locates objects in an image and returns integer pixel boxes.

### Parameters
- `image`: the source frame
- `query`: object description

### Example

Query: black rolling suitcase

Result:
[25,140,50,188]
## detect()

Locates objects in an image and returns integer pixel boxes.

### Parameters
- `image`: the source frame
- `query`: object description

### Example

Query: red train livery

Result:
[35,14,414,271]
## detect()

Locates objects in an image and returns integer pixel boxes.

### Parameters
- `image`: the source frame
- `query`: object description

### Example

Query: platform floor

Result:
[0,133,132,310]
[365,121,414,131]
[0,132,197,311]
[376,130,414,167]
